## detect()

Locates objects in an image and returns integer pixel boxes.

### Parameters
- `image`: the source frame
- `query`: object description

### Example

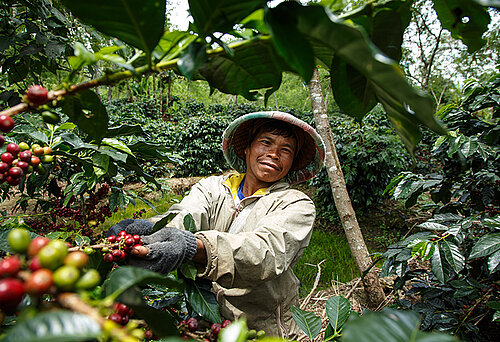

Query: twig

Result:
[300,260,325,310]
[68,242,118,252]
[345,277,362,300]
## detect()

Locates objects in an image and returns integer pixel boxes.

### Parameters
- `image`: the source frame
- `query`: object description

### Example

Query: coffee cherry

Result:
[18,142,29,151]
[0,162,8,173]
[76,269,100,290]
[1,152,14,164]
[7,228,31,254]
[186,317,198,332]
[115,303,130,316]
[211,323,221,337]
[83,247,94,255]
[29,256,42,271]
[8,166,23,179]
[133,235,141,244]
[16,161,29,172]
[64,251,88,269]
[53,265,80,291]
[28,236,50,257]
[108,313,122,324]
[121,315,129,325]
[0,115,14,133]
[124,237,135,247]
[26,85,48,106]
[30,156,41,167]
[25,268,54,296]
[6,143,20,156]
[0,278,25,313]
[32,146,44,156]
[118,230,127,237]
[221,320,231,328]
[19,150,32,162]
[6,176,21,186]
[107,235,117,243]
[0,256,21,278]
[104,253,114,263]
[38,245,65,270]
[43,146,52,155]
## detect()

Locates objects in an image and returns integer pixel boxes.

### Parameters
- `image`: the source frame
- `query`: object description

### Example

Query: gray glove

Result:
[128,227,198,275]
[106,219,154,237]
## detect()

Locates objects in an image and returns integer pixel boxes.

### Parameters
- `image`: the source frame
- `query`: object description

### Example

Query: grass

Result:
[293,229,358,297]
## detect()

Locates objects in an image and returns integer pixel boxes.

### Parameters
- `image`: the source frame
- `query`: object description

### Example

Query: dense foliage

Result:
[382,74,499,341]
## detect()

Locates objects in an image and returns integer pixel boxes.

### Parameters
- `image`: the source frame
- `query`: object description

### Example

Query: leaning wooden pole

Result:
[307,68,386,308]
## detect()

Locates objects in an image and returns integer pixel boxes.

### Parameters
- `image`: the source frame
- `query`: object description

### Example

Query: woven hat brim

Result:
[222,111,325,184]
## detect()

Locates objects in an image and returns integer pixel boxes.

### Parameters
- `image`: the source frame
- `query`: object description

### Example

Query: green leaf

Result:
[1,310,101,342]
[178,42,208,80]
[473,0,500,9]
[154,31,197,62]
[199,38,284,103]
[433,0,491,53]
[92,153,110,178]
[184,279,222,323]
[264,5,314,82]
[439,240,465,273]
[109,188,127,211]
[325,296,351,332]
[483,215,500,229]
[183,214,197,233]
[284,2,446,150]
[188,0,267,36]
[104,266,183,297]
[118,287,178,337]
[62,0,165,57]
[219,319,248,342]
[417,222,449,231]
[290,305,322,340]
[55,122,77,131]
[179,262,197,281]
[105,124,145,137]
[102,138,133,155]
[431,244,454,283]
[342,309,456,342]
[469,233,500,259]
[61,89,109,143]
[488,249,500,273]
[152,213,177,233]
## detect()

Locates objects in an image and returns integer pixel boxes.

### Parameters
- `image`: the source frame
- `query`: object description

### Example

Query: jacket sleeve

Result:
[148,177,216,231]
[195,191,315,289]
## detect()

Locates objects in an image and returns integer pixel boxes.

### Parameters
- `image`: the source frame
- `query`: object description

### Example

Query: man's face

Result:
[244,129,297,187]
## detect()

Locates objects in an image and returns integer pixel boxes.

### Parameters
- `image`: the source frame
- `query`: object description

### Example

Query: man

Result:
[109,111,325,338]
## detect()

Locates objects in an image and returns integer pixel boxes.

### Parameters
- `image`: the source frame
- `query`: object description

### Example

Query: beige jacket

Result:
[151,174,315,338]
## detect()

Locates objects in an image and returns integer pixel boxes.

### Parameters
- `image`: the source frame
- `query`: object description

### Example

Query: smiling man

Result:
[108,111,325,338]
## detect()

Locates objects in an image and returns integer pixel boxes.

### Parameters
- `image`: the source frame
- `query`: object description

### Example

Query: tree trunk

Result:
[307,68,386,309]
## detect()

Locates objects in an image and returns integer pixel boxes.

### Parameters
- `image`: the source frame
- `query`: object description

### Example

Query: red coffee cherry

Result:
[0,162,8,173]
[0,115,14,133]
[6,143,20,157]
[1,153,14,164]
[25,269,54,296]
[8,166,23,179]
[0,256,21,278]
[26,85,48,106]
[0,278,25,314]
[108,313,122,324]
[19,150,32,162]
[186,317,198,332]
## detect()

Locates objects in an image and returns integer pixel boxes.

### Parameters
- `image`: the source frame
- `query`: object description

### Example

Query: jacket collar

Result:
[223,172,289,198]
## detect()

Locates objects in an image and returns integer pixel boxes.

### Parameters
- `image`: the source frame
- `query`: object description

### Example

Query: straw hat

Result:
[222,111,325,184]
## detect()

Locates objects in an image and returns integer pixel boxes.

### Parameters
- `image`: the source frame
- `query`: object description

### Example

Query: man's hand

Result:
[127,228,198,274]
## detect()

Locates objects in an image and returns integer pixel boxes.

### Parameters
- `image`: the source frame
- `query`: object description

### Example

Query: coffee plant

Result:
[381,74,499,341]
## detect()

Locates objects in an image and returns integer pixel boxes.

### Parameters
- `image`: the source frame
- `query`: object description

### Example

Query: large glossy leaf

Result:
[469,233,500,259]
[128,141,178,163]
[104,266,183,297]
[61,89,109,143]
[342,309,456,342]
[178,42,208,80]
[184,279,222,323]
[105,124,145,138]
[325,296,351,331]
[281,2,446,150]
[1,310,101,342]
[433,0,491,53]
[264,4,314,82]
[290,305,322,340]
[431,244,455,283]
[118,287,178,337]
[439,239,465,273]
[199,38,284,103]
[473,0,500,9]
[62,0,165,56]
[188,0,267,36]
[488,249,500,273]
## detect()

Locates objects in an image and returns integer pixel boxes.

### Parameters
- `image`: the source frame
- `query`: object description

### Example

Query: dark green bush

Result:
[310,109,411,217]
